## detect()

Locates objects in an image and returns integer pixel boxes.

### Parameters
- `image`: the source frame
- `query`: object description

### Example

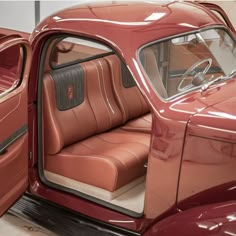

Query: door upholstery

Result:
[0,36,31,216]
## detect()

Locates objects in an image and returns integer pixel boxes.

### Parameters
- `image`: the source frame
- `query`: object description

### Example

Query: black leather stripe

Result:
[0,124,28,155]
[121,62,136,88]
[50,64,84,111]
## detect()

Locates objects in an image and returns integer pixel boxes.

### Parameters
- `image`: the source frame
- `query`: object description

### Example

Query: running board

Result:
[9,194,140,236]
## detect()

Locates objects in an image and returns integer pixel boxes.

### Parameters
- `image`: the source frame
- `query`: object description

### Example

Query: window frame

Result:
[49,35,114,69]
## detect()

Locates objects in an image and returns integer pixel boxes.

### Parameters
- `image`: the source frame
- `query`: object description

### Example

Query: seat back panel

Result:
[105,55,149,122]
[50,64,84,111]
[43,58,124,154]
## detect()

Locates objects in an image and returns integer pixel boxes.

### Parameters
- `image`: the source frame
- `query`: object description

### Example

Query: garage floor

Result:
[0,213,53,236]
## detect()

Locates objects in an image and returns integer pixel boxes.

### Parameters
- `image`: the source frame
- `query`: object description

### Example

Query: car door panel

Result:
[0,36,31,216]
[0,135,28,216]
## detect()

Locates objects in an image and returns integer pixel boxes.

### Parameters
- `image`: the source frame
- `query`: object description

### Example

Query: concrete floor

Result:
[0,213,54,236]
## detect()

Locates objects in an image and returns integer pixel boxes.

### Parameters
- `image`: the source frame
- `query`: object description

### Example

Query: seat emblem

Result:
[67,85,74,100]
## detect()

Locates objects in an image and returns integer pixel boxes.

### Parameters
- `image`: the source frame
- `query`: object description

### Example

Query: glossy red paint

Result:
[25,0,235,232]
[145,76,236,218]
[0,0,235,235]
[177,79,236,212]
[28,0,225,108]
[178,181,236,210]
[30,1,223,59]
[144,201,236,236]
[0,27,30,39]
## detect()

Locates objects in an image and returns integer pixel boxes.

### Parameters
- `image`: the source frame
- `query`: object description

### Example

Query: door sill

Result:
[9,193,140,236]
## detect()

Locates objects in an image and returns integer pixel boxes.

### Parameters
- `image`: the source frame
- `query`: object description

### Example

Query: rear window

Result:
[51,37,112,68]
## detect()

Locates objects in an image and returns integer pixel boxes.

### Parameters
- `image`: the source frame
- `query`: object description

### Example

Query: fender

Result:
[144,201,236,236]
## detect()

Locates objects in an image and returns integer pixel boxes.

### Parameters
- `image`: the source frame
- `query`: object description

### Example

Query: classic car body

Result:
[0,1,236,235]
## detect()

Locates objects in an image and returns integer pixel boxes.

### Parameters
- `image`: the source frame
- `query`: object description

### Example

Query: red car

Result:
[0,1,236,235]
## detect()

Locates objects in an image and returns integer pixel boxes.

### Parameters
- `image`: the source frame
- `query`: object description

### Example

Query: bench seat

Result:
[43,55,151,192]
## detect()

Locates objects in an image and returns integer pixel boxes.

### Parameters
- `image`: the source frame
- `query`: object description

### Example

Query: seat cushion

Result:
[121,113,152,133]
[45,131,150,192]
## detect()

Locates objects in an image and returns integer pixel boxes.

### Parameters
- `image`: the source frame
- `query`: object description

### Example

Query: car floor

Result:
[0,213,54,236]
[45,171,146,214]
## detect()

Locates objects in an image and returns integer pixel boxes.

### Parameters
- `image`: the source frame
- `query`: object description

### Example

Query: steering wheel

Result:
[177,58,212,92]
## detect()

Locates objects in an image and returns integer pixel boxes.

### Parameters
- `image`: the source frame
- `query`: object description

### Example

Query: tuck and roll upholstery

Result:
[43,54,155,192]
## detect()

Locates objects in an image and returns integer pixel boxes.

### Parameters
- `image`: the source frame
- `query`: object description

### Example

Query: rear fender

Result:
[144,201,236,236]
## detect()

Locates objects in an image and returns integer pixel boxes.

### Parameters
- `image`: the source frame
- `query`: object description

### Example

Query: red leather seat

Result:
[104,55,152,133]
[43,58,150,192]
[45,131,149,191]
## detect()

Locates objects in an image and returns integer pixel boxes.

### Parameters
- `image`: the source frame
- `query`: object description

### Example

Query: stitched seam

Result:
[98,59,113,127]
[96,135,150,151]
[135,87,146,115]
[92,60,112,129]
[105,56,127,122]
[78,142,95,150]
[84,62,99,133]
[116,147,141,164]
[143,114,152,122]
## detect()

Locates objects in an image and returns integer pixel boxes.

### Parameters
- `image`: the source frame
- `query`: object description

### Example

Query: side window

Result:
[0,45,23,97]
[51,37,112,68]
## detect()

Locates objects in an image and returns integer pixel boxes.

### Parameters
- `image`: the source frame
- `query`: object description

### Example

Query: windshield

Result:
[139,28,236,99]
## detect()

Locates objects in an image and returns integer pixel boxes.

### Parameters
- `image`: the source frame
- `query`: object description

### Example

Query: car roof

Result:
[31,1,223,57]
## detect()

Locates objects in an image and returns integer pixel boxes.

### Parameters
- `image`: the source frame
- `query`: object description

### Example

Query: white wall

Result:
[0,0,115,32]
[0,1,35,32]
[212,1,236,28]
[40,1,82,22]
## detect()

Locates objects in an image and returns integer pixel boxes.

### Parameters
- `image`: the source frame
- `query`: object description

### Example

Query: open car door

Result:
[199,2,236,34]
[0,35,31,216]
